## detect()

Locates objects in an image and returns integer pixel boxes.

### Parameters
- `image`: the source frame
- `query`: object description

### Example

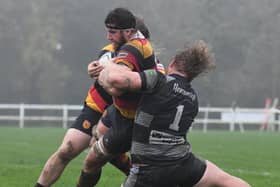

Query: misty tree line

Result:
[0,0,279,107]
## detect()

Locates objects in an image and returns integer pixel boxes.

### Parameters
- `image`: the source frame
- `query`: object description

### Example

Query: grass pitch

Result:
[0,127,279,187]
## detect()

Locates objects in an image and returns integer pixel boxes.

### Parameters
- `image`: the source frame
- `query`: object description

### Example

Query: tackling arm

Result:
[98,61,163,96]
[98,61,142,96]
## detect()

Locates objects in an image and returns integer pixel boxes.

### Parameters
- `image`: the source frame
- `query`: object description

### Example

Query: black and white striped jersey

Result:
[132,73,198,166]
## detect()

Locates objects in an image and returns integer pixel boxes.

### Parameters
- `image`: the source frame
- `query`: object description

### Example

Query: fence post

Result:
[62,105,68,129]
[268,98,279,132]
[230,102,236,132]
[236,107,245,133]
[203,104,210,133]
[277,110,280,132]
[260,97,272,131]
[19,103,25,128]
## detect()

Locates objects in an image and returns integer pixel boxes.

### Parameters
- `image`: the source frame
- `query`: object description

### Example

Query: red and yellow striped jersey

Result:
[85,44,115,113]
[112,31,157,119]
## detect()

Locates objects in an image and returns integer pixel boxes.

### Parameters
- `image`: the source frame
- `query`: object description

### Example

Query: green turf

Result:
[0,127,279,187]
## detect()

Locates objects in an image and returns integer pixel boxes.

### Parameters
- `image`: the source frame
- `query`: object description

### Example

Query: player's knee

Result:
[93,138,113,161]
[56,141,77,163]
[83,139,113,171]
[88,138,112,163]
[221,174,251,187]
[203,160,251,187]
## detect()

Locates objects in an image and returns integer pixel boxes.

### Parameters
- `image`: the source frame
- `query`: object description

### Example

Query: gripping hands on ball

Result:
[88,51,113,79]
[88,61,104,79]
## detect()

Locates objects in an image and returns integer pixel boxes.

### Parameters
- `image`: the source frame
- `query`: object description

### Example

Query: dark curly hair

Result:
[105,8,136,30]
[135,17,150,39]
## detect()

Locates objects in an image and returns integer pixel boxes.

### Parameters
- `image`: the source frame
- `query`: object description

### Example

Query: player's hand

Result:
[88,60,104,79]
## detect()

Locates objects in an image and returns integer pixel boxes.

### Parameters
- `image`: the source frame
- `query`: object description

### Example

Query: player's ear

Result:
[169,58,176,67]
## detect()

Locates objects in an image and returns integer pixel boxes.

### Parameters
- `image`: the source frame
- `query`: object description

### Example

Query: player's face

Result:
[106,28,126,50]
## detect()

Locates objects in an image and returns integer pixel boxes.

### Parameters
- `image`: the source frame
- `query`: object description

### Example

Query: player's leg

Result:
[77,106,133,187]
[94,114,131,176]
[122,164,151,187]
[36,129,91,187]
[194,160,251,187]
[76,111,115,187]
[76,134,114,187]
[35,105,101,187]
[109,152,131,176]
[122,164,180,187]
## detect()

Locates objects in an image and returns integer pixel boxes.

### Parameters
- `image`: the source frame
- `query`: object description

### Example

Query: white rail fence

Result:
[0,104,82,129]
[0,104,279,132]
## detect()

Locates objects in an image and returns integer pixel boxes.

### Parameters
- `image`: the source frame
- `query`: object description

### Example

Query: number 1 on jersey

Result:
[169,105,184,131]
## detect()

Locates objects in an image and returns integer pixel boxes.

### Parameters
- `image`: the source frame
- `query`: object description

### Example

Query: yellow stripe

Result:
[115,59,134,70]
[85,93,103,113]
[115,105,136,119]
[102,43,114,52]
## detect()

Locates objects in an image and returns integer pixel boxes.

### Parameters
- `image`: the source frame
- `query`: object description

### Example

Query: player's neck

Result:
[168,68,187,78]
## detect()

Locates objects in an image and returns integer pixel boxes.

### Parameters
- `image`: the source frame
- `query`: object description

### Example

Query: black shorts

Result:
[123,152,206,187]
[101,105,133,155]
[70,103,102,136]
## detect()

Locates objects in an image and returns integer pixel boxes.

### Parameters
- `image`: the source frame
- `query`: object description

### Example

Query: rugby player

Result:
[34,13,154,187]
[99,40,251,187]
[76,7,159,187]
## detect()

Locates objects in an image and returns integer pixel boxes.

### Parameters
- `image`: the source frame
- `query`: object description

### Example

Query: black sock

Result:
[34,183,45,187]
[76,170,102,187]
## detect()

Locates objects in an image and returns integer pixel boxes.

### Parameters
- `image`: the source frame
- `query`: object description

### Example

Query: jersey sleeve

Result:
[139,70,166,93]
[114,39,156,72]
[114,46,138,70]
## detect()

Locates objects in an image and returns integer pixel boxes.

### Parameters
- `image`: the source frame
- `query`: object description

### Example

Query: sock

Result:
[76,169,102,187]
[109,152,131,176]
[34,183,45,187]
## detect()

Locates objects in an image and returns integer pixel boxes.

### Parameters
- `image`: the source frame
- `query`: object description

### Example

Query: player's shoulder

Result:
[123,38,153,54]
[127,38,149,46]
[98,43,115,61]
[101,43,115,52]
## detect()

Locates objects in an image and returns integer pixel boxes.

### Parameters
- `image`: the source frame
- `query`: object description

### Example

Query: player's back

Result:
[131,74,198,165]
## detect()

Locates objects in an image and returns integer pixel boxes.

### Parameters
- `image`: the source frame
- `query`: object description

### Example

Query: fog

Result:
[0,0,279,107]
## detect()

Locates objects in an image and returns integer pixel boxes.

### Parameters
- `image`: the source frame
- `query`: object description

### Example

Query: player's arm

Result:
[98,61,164,96]
[98,61,141,96]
